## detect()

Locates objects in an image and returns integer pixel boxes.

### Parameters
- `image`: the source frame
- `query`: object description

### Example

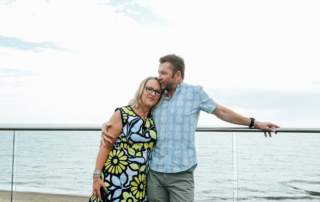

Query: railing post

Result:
[11,130,16,202]
[232,132,238,202]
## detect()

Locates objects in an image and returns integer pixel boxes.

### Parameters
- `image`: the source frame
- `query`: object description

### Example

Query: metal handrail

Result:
[0,124,319,133]
[2,124,319,202]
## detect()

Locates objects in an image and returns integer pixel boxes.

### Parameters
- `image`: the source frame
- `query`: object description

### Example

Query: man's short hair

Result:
[159,54,185,80]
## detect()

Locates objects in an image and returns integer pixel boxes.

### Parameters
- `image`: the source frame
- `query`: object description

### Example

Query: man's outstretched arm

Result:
[211,104,280,137]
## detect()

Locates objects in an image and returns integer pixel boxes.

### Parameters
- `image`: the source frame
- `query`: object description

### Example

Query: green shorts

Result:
[147,167,194,202]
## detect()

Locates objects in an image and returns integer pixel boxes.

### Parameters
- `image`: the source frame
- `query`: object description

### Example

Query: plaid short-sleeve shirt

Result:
[150,82,217,173]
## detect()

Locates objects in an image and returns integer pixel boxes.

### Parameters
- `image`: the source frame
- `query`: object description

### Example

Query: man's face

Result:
[157,62,176,91]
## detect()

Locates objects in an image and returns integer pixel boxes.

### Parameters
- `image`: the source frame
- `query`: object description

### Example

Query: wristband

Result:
[249,118,255,128]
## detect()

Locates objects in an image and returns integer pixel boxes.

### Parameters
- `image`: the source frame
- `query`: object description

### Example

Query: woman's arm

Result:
[93,109,123,200]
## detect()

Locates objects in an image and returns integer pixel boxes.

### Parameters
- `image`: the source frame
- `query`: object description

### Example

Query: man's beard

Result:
[164,81,176,92]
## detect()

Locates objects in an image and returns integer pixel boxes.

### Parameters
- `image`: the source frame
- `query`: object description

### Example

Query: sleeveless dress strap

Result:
[115,106,131,127]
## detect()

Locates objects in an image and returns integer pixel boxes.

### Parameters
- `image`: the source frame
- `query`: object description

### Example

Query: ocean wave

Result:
[285,180,320,196]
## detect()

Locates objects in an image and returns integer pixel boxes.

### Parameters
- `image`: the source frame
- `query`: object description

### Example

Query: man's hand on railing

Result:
[100,122,115,147]
[254,121,280,137]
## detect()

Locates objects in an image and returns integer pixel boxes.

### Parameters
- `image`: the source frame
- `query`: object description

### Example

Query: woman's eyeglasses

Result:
[145,86,162,96]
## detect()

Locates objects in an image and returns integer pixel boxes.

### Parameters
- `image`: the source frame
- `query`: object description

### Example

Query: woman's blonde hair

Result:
[128,76,163,113]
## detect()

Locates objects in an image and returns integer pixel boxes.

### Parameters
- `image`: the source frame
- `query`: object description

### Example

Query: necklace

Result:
[136,108,148,119]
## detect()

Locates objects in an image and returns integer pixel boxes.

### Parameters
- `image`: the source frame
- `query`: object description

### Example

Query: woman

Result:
[89,76,163,202]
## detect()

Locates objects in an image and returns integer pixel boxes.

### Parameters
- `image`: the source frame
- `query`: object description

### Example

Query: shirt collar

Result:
[164,82,184,100]
[176,82,184,93]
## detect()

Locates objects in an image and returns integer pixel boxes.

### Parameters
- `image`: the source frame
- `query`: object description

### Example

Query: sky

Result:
[0,0,319,127]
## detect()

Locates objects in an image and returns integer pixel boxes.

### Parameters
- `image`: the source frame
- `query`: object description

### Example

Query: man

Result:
[101,54,279,202]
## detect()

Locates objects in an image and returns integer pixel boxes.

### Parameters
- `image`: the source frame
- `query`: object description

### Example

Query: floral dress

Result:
[89,106,157,202]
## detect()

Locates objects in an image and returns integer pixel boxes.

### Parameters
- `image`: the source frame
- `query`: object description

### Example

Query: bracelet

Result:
[93,175,100,179]
[93,170,101,175]
[249,118,255,128]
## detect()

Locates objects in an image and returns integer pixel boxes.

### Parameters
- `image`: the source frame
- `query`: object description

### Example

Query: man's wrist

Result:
[253,120,259,128]
[249,118,255,128]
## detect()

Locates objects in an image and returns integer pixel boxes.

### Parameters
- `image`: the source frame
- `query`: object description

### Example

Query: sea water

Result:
[0,130,320,201]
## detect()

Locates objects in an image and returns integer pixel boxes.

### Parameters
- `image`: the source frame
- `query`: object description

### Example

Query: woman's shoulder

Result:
[116,105,138,117]
[115,105,131,112]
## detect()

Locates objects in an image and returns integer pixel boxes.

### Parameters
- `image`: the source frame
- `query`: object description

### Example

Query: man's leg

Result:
[167,167,195,202]
[147,169,170,202]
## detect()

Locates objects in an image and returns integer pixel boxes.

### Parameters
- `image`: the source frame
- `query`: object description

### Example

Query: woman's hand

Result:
[93,177,107,201]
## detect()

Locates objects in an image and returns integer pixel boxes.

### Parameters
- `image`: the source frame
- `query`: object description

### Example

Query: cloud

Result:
[0,81,30,87]
[2,0,14,6]
[311,81,320,86]
[0,0,319,126]
[0,35,77,53]
[0,68,39,88]
[205,87,320,110]
[0,68,40,78]
[0,0,122,47]
[107,0,174,26]
[199,87,320,127]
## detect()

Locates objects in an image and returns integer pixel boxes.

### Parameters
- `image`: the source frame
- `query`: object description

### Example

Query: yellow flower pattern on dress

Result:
[123,107,136,116]
[89,106,157,202]
[105,150,128,174]
[121,191,139,202]
[132,143,143,151]
[116,142,129,149]
[144,142,154,150]
[131,174,147,200]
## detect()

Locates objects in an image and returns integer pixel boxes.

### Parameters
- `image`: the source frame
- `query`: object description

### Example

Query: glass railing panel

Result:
[237,132,320,202]
[13,131,101,201]
[0,131,14,201]
[195,132,234,201]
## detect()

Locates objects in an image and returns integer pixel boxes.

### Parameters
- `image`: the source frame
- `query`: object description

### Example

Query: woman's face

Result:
[141,79,162,108]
